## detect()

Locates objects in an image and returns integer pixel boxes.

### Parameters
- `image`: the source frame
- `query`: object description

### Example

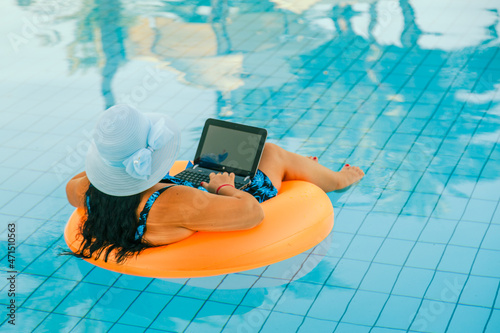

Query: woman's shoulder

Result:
[66,172,90,208]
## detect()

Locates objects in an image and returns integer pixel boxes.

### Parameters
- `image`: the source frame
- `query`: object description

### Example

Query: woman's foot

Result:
[335,164,364,190]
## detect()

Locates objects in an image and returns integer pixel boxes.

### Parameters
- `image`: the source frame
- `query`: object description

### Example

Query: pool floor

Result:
[1,0,500,332]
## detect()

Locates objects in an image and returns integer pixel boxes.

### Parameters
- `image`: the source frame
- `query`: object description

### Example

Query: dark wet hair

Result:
[66,184,152,263]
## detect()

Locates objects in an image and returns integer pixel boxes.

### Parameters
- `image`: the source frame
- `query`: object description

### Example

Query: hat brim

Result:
[85,113,180,196]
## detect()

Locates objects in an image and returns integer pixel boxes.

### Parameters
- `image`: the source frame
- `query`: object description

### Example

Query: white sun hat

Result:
[85,105,180,196]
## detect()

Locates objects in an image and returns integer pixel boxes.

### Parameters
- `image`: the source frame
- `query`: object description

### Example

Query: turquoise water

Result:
[1,0,500,332]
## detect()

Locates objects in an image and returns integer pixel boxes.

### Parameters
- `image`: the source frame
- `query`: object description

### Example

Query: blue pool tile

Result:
[23,277,78,312]
[149,296,204,332]
[273,281,322,315]
[472,179,500,201]
[0,190,18,210]
[53,258,94,281]
[372,189,411,214]
[146,278,187,295]
[333,209,367,234]
[0,243,46,271]
[297,317,336,333]
[389,215,427,241]
[414,171,448,194]
[359,263,401,293]
[33,313,80,333]
[358,212,398,237]
[336,187,378,211]
[459,276,499,308]
[24,240,70,276]
[2,273,46,306]
[313,231,353,258]
[432,196,469,220]
[441,174,476,198]
[386,170,422,192]
[450,221,489,248]
[0,307,48,332]
[427,154,461,175]
[372,151,406,170]
[419,218,457,244]
[425,271,467,302]
[393,267,434,298]
[109,323,147,333]
[496,284,500,308]
[397,117,428,134]
[327,259,370,289]
[374,239,414,266]
[438,245,477,274]
[384,133,417,152]
[86,287,140,322]
[0,192,45,216]
[358,131,392,149]
[410,299,455,333]
[23,220,65,247]
[370,115,404,132]
[462,199,498,223]
[209,275,258,305]
[335,322,371,332]
[371,328,407,333]
[83,267,121,286]
[299,256,339,285]
[437,137,468,157]
[118,291,172,328]
[402,193,440,217]
[377,295,421,330]
[113,274,153,291]
[342,290,389,326]
[400,151,434,172]
[343,235,384,262]
[260,312,303,333]
[472,249,500,277]
[481,159,500,178]
[71,318,113,333]
[184,301,236,333]
[24,196,68,220]
[221,305,269,333]
[406,242,445,270]
[308,286,355,321]
[0,169,43,192]
[485,309,500,333]
[178,276,225,299]
[447,304,490,333]
[54,282,108,317]
[261,253,310,280]
[454,157,484,177]
[482,225,500,251]
[493,206,500,225]
[240,279,286,309]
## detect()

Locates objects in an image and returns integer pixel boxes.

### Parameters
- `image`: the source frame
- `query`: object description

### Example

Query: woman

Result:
[66,105,364,263]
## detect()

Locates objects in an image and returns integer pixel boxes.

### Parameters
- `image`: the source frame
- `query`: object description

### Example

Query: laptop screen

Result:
[194,119,267,177]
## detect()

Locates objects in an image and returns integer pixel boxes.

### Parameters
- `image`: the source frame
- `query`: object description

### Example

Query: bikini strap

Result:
[135,185,176,241]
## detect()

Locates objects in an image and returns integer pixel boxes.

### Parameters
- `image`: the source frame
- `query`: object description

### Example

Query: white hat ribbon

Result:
[123,118,174,180]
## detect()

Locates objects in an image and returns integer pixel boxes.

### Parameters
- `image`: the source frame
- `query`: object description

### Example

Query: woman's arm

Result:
[66,171,90,208]
[151,173,265,232]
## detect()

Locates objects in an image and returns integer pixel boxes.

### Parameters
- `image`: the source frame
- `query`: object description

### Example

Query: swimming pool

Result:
[1,0,499,332]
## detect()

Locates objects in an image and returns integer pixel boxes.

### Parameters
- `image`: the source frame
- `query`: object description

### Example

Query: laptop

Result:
[174,118,267,190]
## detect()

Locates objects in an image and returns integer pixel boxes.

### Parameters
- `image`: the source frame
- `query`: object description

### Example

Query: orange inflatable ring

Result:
[64,161,334,278]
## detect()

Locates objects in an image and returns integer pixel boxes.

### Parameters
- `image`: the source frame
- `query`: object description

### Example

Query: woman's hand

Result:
[201,172,235,194]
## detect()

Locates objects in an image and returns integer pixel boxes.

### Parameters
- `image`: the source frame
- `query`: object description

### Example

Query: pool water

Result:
[1,0,500,332]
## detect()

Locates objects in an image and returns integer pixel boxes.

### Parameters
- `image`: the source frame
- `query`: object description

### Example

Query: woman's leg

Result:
[258,143,364,192]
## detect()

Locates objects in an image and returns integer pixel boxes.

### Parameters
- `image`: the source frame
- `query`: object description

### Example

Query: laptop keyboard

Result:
[176,169,247,189]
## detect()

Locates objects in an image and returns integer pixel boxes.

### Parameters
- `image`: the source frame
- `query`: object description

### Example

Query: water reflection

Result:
[10,1,499,328]
[15,0,499,227]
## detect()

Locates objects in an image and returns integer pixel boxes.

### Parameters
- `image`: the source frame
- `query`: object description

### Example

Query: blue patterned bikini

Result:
[135,167,278,241]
